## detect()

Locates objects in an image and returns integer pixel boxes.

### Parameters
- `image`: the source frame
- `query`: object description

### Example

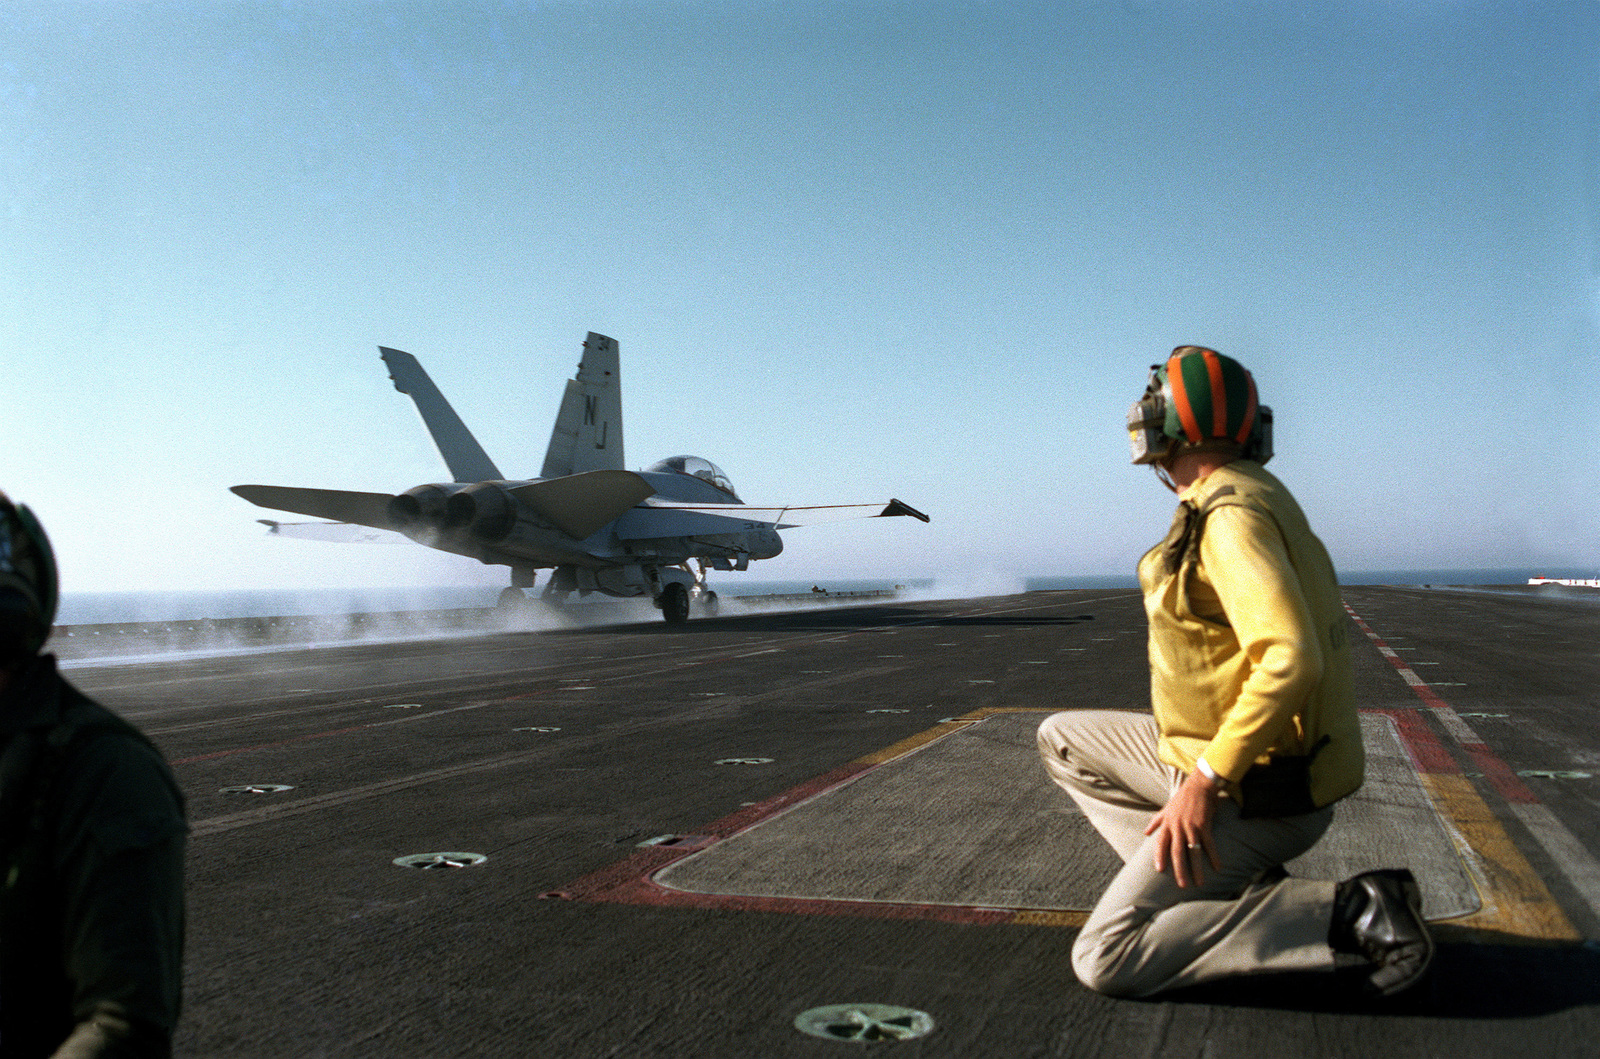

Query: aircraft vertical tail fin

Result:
[541,332,624,478]
[379,348,504,483]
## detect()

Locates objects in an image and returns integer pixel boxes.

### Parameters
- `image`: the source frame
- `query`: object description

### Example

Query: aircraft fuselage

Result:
[386,469,784,576]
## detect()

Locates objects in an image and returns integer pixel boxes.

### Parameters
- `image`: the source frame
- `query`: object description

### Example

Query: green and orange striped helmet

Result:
[1126,346,1273,465]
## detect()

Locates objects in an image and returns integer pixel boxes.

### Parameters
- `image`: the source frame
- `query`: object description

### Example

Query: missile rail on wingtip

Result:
[232,333,927,623]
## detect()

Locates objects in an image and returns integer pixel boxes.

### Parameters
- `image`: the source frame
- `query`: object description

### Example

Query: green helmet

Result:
[0,491,59,659]
[1126,345,1273,466]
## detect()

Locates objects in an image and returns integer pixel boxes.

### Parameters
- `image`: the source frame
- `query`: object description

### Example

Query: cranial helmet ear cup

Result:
[0,592,38,655]
[0,494,58,657]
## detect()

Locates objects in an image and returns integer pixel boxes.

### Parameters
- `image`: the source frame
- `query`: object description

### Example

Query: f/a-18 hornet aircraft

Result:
[232,333,928,622]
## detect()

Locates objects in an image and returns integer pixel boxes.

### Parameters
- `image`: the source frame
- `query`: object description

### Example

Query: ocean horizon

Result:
[53,567,1596,626]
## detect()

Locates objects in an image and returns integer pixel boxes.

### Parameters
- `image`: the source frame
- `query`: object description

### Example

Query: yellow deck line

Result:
[1419,773,1580,941]
[851,706,1103,766]
[850,719,977,766]
[1013,910,1090,927]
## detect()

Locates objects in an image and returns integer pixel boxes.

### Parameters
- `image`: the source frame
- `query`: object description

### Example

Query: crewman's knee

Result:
[1070,924,1143,998]
[1036,710,1089,760]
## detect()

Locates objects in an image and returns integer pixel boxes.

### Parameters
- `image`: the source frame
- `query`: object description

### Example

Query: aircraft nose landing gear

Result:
[695,587,719,617]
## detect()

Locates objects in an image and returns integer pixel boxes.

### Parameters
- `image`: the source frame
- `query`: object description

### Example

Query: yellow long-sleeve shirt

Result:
[1137,459,1363,809]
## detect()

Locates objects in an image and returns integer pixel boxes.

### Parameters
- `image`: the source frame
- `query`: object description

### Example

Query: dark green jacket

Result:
[0,655,186,1058]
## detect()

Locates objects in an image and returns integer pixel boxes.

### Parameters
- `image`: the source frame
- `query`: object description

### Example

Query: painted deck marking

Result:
[549,698,1542,935]
[1346,603,1597,937]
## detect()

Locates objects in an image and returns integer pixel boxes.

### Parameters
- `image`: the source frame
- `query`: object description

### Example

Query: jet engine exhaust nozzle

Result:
[388,494,423,526]
[445,483,517,542]
[388,483,466,529]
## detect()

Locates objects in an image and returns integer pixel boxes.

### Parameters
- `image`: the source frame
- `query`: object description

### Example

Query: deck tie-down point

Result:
[794,1004,934,1043]
[393,852,488,869]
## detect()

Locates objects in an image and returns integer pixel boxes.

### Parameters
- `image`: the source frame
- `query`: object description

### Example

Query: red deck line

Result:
[1459,744,1541,805]
[1366,707,1458,775]
[1345,604,1540,803]
[548,755,1023,924]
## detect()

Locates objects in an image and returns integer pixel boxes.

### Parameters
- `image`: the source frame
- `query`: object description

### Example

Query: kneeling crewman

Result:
[1038,347,1431,999]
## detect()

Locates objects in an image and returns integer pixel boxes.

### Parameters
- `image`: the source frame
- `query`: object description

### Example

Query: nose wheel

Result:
[695,587,719,617]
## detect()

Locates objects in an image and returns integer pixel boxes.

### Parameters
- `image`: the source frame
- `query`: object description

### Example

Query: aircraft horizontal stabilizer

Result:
[506,470,657,541]
[257,519,391,543]
[231,485,396,530]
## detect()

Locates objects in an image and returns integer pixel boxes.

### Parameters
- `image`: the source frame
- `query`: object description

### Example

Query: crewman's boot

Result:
[1329,868,1434,997]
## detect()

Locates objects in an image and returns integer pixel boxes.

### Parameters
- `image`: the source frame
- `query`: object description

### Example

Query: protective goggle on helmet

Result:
[0,491,59,658]
[1126,346,1273,466]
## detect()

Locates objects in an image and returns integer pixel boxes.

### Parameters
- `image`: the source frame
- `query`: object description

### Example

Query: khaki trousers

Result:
[1037,709,1338,997]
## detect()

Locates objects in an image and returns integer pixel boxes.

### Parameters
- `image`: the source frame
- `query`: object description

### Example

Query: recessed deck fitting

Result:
[793,1004,934,1043]
[393,852,488,869]
[636,834,713,850]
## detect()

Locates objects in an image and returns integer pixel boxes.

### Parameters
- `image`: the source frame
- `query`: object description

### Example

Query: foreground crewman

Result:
[1037,347,1431,998]
[0,492,186,1056]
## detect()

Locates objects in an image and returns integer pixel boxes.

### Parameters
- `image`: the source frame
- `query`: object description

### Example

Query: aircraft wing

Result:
[616,498,928,538]
[613,507,776,539]
[231,485,395,530]
[257,519,393,543]
[506,470,657,540]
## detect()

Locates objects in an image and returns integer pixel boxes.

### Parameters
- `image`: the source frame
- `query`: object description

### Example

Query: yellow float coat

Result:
[1137,460,1363,808]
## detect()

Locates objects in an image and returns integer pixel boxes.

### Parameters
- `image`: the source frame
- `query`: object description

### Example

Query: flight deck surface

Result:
[62,586,1600,1057]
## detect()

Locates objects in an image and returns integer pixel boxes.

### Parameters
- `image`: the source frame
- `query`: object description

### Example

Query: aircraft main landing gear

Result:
[659,582,691,624]
[496,585,541,622]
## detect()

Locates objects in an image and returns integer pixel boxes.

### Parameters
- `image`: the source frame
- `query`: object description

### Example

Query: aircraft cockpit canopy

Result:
[647,456,740,501]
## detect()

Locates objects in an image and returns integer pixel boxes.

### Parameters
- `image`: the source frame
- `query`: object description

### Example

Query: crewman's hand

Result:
[1145,767,1222,888]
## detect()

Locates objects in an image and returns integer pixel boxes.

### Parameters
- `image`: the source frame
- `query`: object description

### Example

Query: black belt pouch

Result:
[1236,736,1328,819]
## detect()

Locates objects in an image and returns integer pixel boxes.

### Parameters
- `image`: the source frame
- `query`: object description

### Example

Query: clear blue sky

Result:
[3,0,1596,594]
